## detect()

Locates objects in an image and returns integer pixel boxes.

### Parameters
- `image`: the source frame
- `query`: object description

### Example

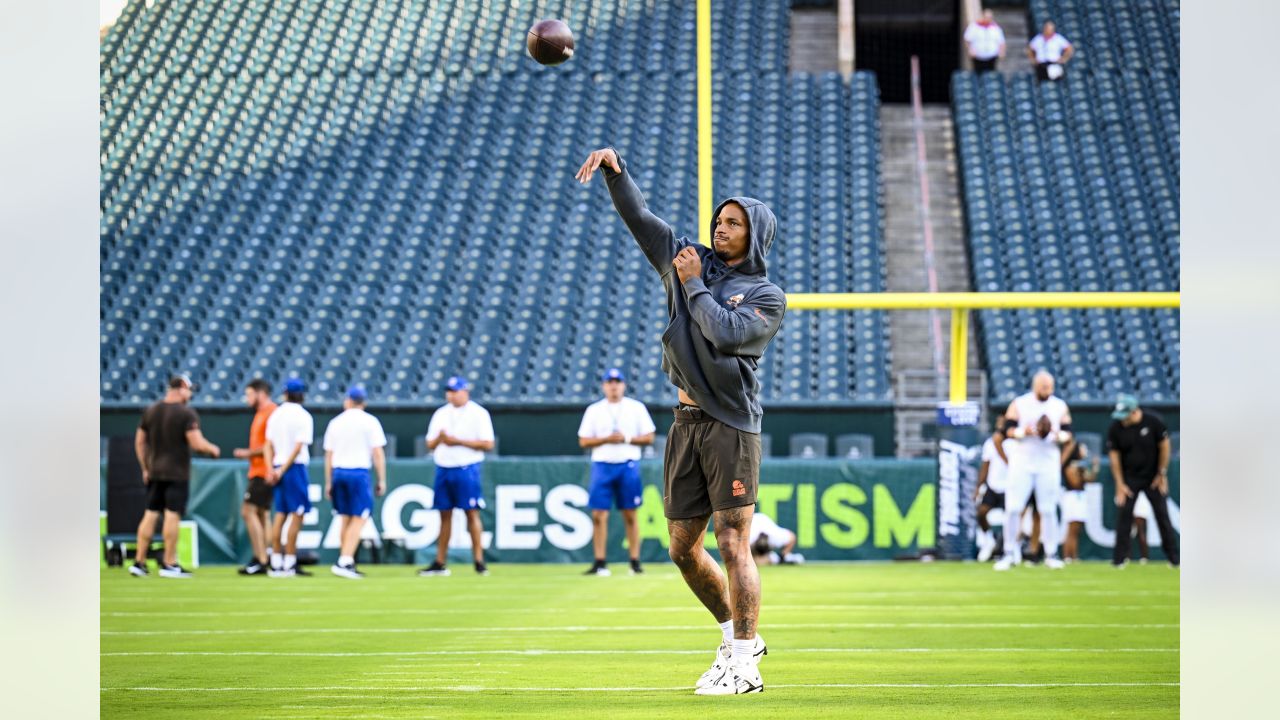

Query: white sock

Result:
[284,554,297,570]
[730,638,754,665]
[270,553,282,570]
[338,555,354,567]
[719,620,734,646]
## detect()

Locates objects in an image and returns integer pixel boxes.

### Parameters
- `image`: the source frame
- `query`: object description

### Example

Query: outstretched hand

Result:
[575,148,620,184]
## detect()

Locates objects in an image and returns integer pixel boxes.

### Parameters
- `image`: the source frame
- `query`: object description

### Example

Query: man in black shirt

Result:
[131,374,221,578]
[1107,394,1179,567]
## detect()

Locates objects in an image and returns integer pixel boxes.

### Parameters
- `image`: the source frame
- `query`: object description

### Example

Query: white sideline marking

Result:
[100,622,1177,636]
[101,647,1178,657]
[101,682,1180,693]
[100,603,1177,617]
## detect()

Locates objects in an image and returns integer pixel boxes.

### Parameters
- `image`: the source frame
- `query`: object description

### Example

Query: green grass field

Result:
[101,562,1178,718]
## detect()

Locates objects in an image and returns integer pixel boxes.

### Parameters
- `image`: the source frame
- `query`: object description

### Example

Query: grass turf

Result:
[101,561,1178,718]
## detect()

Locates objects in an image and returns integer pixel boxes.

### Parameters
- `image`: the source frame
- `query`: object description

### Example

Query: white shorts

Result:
[1133,491,1154,521]
[1061,489,1087,523]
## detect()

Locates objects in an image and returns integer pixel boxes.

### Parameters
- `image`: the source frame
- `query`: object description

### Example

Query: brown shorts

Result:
[243,476,273,510]
[663,405,761,519]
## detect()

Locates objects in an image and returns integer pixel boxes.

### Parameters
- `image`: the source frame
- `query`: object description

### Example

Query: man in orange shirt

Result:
[235,378,277,575]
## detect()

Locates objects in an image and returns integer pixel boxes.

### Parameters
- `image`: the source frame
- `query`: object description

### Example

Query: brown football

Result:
[1036,416,1053,438]
[527,19,575,66]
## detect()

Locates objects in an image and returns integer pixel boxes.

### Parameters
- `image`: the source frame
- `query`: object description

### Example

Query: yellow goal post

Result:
[784,292,1181,405]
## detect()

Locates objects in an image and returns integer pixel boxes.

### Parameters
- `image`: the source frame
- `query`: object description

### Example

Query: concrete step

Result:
[789,8,838,74]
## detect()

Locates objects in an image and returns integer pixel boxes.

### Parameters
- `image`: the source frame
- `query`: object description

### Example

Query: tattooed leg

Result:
[713,505,760,639]
[667,515,732,623]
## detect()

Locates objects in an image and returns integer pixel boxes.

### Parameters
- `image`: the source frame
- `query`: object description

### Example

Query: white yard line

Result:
[100,622,1178,636]
[102,647,1178,657]
[101,681,1180,693]
[100,603,1177,617]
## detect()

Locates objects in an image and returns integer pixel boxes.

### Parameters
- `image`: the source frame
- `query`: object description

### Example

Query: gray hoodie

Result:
[603,150,786,433]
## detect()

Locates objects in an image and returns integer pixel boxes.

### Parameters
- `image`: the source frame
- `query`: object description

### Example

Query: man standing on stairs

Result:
[1028,20,1074,82]
[577,147,785,695]
[964,9,1007,72]
[992,371,1073,571]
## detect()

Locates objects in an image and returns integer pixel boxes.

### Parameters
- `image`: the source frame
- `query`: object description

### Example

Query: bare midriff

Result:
[677,388,698,407]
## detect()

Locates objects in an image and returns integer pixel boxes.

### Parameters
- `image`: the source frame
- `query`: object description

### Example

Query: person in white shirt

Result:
[1027,20,1074,82]
[417,376,495,577]
[992,371,1073,570]
[964,9,1006,72]
[748,513,803,566]
[322,384,388,579]
[578,368,656,576]
[262,377,315,578]
[974,417,1010,562]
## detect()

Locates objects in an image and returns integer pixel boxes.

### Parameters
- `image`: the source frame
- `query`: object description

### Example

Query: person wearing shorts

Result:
[578,368,656,576]
[975,418,1010,562]
[579,146,787,694]
[263,377,315,578]
[418,376,495,577]
[323,384,387,579]
[131,373,220,578]
[234,378,276,576]
[1060,438,1099,562]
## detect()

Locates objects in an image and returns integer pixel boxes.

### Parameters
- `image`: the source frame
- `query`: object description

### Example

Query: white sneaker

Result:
[1044,557,1065,570]
[268,568,296,578]
[158,564,193,579]
[695,661,764,695]
[781,552,805,565]
[976,533,996,562]
[330,563,364,579]
[993,556,1015,571]
[695,635,766,689]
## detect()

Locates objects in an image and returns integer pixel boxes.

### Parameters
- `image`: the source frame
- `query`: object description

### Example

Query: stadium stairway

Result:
[992,7,1034,76]
[881,103,985,457]
[788,4,838,74]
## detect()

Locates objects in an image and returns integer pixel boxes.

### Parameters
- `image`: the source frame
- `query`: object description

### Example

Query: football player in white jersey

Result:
[992,371,1073,570]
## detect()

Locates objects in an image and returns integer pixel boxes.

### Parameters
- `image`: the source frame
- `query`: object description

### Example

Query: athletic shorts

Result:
[434,463,486,511]
[1061,489,1087,523]
[273,463,313,515]
[243,475,272,510]
[588,460,643,511]
[146,479,188,514]
[332,467,374,518]
[662,405,761,519]
[980,487,1005,509]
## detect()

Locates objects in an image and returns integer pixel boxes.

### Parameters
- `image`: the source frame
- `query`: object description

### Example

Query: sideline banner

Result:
[101,458,939,565]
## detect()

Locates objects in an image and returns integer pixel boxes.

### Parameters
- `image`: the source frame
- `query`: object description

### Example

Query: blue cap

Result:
[445,375,469,392]
[284,377,307,394]
[1111,393,1139,420]
[602,368,626,382]
[346,384,367,402]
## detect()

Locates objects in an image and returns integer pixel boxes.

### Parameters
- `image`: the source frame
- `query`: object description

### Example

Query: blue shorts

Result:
[434,463,485,511]
[274,463,312,515]
[332,467,373,518]
[588,460,644,511]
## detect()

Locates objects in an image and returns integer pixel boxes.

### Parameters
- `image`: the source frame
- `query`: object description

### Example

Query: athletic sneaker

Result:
[584,563,611,576]
[1112,561,1128,570]
[976,532,997,562]
[330,563,364,579]
[695,635,767,689]
[128,561,149,577]
[474,561,490,576]
[1044,557,1065,570]
[1138,558,1149,565]
[238,561,267,576]
[993,556,1016,571]
[781,552,806,565]
[695,661,765,695]
[417,561,450,577]
[630,559,643,575]
[268,567,296,578]
[158,564,193,579]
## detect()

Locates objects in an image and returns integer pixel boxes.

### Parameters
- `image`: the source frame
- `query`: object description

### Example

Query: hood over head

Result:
[705,197,776,281]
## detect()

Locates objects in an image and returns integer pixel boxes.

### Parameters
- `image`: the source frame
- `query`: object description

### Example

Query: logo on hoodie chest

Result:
[726,293,745,308]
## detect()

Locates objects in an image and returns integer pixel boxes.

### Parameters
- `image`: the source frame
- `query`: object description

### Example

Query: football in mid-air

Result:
[1036,416,1053,438]
[527,19,575,66]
